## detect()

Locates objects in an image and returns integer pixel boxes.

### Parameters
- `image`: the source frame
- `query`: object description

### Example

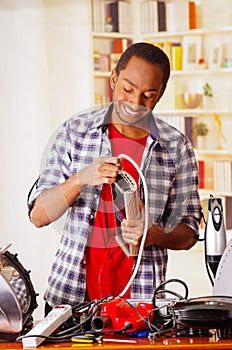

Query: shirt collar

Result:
[101,103,114,133]
[101,103,160,141]
[149,112,160,141]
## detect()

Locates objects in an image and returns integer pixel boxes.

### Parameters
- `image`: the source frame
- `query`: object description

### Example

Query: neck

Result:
[111,110,150,139]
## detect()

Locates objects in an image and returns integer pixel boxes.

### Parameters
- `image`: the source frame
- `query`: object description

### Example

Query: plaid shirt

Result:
[28,105,201,307]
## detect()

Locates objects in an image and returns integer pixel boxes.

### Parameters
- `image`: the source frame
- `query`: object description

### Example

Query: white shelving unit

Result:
[140,2,232,203]
[90,0,232,204]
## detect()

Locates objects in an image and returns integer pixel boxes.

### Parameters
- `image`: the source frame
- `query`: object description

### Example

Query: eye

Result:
[123,82,134,93]
[144,92,156,99]
[124,86,133,93]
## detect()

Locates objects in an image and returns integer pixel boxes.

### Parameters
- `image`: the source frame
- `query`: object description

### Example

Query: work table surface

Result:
[1,334,232,349]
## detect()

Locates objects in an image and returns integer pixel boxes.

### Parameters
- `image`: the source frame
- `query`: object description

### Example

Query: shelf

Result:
[92,31,133,39]
[156,109,232,115]
[195,149,232,157]
[94,71,111,78]
[143,26,232,40]
[171,68,232,76]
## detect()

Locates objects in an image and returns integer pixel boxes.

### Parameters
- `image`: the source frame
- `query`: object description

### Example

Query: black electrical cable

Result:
[17,295,133,344]
[154,278,189,300]
[17,322,133,344]
[148,279,191,341]
[203,222,215,287]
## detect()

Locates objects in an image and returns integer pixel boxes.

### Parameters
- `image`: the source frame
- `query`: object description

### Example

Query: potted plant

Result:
[193,122,209,149]
[202,82,213,109]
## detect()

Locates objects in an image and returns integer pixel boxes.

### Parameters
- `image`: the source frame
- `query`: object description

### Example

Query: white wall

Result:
[0,0,92,320]
[167,243,213,298]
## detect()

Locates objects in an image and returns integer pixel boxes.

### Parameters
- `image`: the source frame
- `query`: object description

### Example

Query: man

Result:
[28,42,202,309]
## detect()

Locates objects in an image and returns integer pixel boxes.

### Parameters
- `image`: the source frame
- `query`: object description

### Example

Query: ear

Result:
[110,68,118,90]
[157,86,166,103]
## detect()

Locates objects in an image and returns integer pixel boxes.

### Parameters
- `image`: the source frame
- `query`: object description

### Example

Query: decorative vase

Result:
[203,96,213,110]
[196,136,206,149]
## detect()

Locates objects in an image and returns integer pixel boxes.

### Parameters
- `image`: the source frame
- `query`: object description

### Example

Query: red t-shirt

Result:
[85,124,147,301]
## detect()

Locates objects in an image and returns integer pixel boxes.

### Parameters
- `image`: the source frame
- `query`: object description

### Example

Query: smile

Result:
[122,103,148,119]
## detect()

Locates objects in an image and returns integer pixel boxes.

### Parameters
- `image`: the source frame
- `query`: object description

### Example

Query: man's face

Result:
[110,56,165,126]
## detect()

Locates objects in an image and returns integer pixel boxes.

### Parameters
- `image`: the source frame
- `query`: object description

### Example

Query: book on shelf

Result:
[214,160,232,193]
[120,1,132,33]
[110,38,132,70]
[111,38,132,54]
[157,1,166,32]
[224,161,232,193]
[93,50,101,71]
[92,0,132,33]
[153,41,182,71]
[158,114,194,145]
[198,160,205,189]
[140,0,147,34]
[171,43,182,70]
[108,1,132,33]
[140,0,196,34]
[100,54,110,72]
[188,1,196,30]
[225,196,232,230]
[93,51,110,72]
[149,0,158,33]
[141,0,159,34]
[94,39,132,72]
[166,1,188,32]
[109,1,119,32]
[92,0,106,32]
[185,116,194,144]
[141,0,167,33]
[162,42,172,66]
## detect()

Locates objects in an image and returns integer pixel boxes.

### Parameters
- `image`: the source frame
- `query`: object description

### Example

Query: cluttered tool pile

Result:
[1,196,232,347]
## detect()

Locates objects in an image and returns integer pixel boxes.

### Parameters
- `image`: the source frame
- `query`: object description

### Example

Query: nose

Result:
[129,93,144,109]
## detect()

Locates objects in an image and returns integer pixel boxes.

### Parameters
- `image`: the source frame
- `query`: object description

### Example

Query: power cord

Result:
[149,278,189,341]
[194,203,215,287]
[17,279,189,344]
[198,201,215,287]
[153,278,189,300]
[17,297,135,344]
[117,153,149,298]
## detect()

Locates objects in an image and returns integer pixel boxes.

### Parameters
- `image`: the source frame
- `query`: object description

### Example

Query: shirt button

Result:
[90,214,94,220]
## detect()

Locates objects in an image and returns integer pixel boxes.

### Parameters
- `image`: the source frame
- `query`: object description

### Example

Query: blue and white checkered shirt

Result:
[28,104,201,307]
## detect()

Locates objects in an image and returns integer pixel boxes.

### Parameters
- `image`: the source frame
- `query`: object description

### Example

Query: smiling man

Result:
[28,42,202,312]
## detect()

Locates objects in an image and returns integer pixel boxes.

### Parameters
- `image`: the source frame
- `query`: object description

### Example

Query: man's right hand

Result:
[30,157,121,228]
[78,156,121,189]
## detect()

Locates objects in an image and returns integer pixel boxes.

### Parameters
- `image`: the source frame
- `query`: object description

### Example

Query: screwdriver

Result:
[71,334,103,344]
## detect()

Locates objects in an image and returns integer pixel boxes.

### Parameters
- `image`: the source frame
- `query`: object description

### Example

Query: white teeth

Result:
[124,105,137,115]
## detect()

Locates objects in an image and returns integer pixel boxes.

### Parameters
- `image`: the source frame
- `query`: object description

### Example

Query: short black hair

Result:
[115,42,170,89]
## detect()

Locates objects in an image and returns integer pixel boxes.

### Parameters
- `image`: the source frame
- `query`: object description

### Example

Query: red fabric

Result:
[85,124,147,301]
